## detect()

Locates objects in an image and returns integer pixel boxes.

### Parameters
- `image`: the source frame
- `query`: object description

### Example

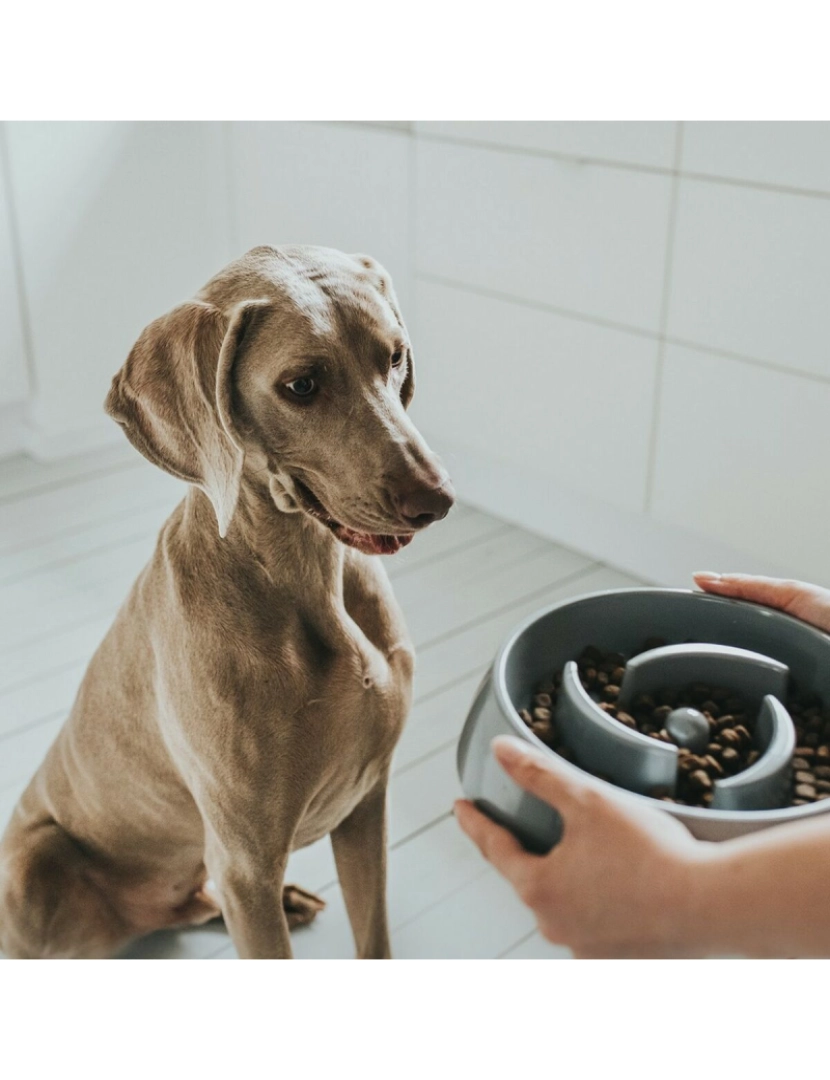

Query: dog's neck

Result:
[185,479,347,614]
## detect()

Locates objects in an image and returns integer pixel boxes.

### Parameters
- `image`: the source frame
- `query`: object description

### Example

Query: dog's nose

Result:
[393,479,456,528]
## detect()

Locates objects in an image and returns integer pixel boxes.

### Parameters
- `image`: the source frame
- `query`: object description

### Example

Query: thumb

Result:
[492,735,597,813]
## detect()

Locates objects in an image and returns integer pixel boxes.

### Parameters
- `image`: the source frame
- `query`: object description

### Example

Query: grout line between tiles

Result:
[415,129,830,202]
[0,525,161,588]
[0,123,37,402]
[392,864,491,936]
[391,521,512,580]
[414,562,601,653]
[416,271,660,343]
[643,121,683,514]
[393,736,458,778]
[497,927,537,959]
[418,271,830,390]
[0,457,145,507]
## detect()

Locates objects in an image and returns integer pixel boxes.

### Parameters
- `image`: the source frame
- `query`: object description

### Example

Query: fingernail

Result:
[492,735,530,763]
[694,571,721,581]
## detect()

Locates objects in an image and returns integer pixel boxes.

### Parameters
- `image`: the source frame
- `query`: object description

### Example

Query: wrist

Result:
[666,841,748,957]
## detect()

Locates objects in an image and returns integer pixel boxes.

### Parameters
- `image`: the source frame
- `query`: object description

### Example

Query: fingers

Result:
[693,572,806,612]
[453,799,530,883]
[491,735,595,812]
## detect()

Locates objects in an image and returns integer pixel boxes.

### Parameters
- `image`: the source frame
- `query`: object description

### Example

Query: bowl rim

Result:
[492,586,830,825]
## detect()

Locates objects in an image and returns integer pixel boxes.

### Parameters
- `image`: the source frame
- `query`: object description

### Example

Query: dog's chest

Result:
[292,637,412,846]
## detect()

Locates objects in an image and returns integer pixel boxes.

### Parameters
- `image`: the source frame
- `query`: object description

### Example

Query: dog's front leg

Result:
[204,830,293,959]
[330,781,391,959]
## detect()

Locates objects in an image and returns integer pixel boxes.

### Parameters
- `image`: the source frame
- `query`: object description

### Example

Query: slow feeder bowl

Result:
[456,588,830,851]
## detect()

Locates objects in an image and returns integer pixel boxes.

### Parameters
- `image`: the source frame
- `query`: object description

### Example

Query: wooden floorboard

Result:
[0,448,646,959]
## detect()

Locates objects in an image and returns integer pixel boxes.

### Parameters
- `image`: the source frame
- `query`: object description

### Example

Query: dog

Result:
[0,245,454,958]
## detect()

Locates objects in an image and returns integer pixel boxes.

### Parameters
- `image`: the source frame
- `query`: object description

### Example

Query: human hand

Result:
[694,572,830,634]
[455,737,717,958]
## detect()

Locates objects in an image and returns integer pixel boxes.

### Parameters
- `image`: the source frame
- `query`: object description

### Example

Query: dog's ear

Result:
[352,252,415,408]
[105,299,266,537]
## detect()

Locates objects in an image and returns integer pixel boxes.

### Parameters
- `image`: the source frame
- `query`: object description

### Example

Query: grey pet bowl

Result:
[456,588,830,850]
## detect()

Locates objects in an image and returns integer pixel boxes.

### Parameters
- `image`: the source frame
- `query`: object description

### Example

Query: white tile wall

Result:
[682,122,830,193]
[229,122,412,311]
[412,280,659,513]
[651,344,830,585]
[0,130,28,408]
[415,137,672,333]
[416,122,678,170]
[667,177,830,380]
[6,121,231,442]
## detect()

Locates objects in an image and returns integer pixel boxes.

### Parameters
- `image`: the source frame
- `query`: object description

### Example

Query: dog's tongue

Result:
[333,525,413,556]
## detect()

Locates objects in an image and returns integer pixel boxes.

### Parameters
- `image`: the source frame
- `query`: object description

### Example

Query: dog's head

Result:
[105,245,454,554]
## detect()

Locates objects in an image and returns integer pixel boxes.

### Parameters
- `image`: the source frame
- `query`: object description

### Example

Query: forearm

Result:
[681,816,830,957]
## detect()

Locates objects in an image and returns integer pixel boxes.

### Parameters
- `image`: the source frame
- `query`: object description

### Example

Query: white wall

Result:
[2,121,232,456]
[228,122,412,312]
[1,121,829,588]
[0,127,30,456]
[409,122,830,588]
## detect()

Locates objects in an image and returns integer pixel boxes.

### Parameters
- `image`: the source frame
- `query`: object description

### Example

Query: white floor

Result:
[0,444,644,959]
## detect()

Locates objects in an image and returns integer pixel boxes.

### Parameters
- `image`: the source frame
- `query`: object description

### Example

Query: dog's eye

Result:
[391,349,404,368]
[285,377,317,399]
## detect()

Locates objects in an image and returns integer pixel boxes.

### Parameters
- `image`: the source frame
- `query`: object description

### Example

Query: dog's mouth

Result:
[292,478,414,556]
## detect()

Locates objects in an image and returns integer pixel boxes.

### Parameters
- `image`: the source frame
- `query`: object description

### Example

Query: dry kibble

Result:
[688,770,713,791]
[524,642,830,813]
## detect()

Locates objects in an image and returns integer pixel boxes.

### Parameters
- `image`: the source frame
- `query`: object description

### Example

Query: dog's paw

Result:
[282,884,326,929]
